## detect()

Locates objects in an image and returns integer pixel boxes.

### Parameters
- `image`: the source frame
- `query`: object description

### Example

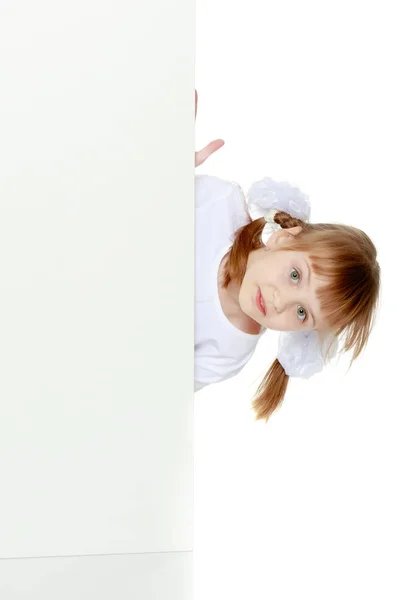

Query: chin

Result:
[243,301,258,322]
[238,293,249,315]
[250,314,263,327]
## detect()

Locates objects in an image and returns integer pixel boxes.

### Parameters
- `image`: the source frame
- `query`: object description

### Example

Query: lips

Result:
[256,288,267,316]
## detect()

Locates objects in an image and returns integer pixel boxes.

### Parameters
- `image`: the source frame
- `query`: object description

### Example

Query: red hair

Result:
[223,211,381,422]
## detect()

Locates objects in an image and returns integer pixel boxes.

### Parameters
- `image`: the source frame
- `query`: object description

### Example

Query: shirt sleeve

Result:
[194,380,208,392]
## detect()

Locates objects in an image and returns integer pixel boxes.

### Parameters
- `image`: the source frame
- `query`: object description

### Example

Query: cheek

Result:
[252,262,270,285]
[238,282,254,316]
[244,265,262,290]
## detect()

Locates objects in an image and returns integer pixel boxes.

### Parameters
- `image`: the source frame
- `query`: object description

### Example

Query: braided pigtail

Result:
[273,210,310,231]
[252,359,289,422]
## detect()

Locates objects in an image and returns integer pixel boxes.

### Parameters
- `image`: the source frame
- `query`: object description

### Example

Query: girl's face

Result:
[239,228,329,332]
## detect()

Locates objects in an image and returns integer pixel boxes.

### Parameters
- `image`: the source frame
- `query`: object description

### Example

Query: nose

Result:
[273,290,286,314]
[274,288,299,314]
[274,287,308,315]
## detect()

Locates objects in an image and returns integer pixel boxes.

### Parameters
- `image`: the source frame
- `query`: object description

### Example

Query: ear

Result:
[266,226,303,248]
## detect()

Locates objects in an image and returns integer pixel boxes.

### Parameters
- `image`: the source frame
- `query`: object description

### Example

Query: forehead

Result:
[278,250,322,277]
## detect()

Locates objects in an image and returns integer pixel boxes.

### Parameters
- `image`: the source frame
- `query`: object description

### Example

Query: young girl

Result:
[194,91,381,422]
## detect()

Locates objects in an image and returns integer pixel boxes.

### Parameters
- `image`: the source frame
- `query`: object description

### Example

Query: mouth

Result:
[256,288,267,316]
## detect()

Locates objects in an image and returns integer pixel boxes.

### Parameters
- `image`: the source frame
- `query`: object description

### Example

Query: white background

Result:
[195,1,399,598]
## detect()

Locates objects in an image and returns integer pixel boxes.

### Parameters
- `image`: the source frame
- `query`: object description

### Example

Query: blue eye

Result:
[297,305,307,321]
[290,268,300,283]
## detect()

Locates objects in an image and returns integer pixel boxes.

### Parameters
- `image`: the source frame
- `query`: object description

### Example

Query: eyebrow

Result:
[302,259,316,328]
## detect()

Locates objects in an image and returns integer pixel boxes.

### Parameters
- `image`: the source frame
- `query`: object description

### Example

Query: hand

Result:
[195,90,225,167]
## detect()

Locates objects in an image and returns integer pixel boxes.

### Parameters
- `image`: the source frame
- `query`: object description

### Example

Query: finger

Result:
[196,139,225,164]
[195,139,225,167]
